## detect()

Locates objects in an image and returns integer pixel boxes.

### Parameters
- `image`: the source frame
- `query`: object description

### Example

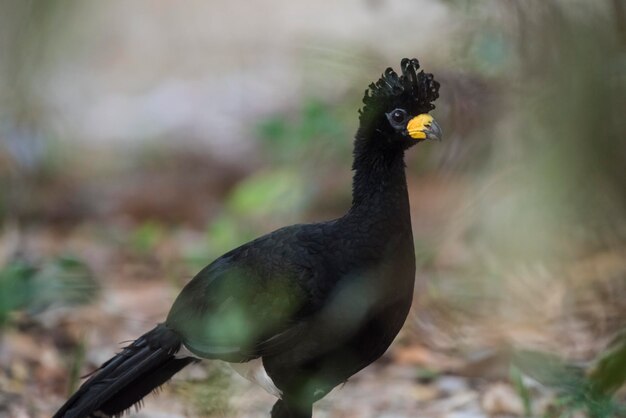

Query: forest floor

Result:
[1,150,625,418]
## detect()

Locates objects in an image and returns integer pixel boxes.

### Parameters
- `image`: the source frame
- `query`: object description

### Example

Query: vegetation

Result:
[0,0,624,417]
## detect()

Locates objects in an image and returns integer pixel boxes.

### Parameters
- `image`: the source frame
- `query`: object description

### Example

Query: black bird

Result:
[53,58,441,418]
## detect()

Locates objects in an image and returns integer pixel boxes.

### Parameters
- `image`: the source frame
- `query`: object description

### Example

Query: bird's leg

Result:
[270,399,312,418]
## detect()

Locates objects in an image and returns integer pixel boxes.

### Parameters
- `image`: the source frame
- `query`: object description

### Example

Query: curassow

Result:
[54,58,441,418]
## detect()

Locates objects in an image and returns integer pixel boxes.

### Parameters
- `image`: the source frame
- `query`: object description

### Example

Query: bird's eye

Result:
[387,109,408,126]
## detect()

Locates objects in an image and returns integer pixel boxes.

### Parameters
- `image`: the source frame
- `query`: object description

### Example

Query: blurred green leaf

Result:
[227,169,310,218]
[510,365,532,417]
[130,220,165,254]
[0,261,37,327]
[588,329,626,399]
[0,255,98,328]
[469,31,511,75]
[513,349,585,394]
[200,168,312,263]
[256,99,350,164]
[29,255,97,313]
[67,335,86,395]
[513,344,626,418]
[257,116,289,145]
[415,367,439,383]
[201,213,257,264]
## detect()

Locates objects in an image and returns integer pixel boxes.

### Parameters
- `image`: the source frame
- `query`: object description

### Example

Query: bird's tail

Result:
[54,324,196,418]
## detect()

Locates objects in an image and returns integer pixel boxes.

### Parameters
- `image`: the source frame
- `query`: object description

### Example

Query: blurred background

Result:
[1,0,625,417]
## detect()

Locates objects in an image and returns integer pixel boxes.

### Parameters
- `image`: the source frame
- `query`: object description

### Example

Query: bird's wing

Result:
[165,226,326,362]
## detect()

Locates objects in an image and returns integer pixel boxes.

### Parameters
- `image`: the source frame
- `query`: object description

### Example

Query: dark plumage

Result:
[54,58,441,418]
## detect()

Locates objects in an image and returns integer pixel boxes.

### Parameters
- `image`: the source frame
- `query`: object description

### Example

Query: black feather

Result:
[361,57,439,117]
[54,324,195,418]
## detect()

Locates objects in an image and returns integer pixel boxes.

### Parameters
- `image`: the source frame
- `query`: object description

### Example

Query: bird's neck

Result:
[347,131,411,226]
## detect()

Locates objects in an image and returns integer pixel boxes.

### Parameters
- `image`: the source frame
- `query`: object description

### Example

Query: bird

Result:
[53,57,442,418]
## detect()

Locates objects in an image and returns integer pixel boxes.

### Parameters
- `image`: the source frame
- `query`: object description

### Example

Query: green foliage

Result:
[554,386,625,418]
[513,344,626,418]
[0,262,36,327]
[226,169,310,218]
[588,329,626,399]
[204,214,253,260]
[130,220,165,254]
[513,349,585,394]
[66,336,86,395]
[0,255,98,328]
[199,169,313,262]
[193,99,353,265]
[256,99,351,164]
[195,98,354,264]
[509,365,532,417]
[467,30,512,76]
[414,367,440,383]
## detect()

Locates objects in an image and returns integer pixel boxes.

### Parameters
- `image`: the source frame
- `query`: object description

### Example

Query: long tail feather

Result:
[54,324,196,418]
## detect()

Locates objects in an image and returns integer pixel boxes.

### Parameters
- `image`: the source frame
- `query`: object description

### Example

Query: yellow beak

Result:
[407,114,442,141]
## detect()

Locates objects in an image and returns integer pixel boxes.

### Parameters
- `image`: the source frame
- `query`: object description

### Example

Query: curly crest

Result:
[361,58,440,117]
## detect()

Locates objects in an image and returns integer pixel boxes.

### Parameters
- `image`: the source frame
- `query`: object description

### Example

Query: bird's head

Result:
[359,58,441,149]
